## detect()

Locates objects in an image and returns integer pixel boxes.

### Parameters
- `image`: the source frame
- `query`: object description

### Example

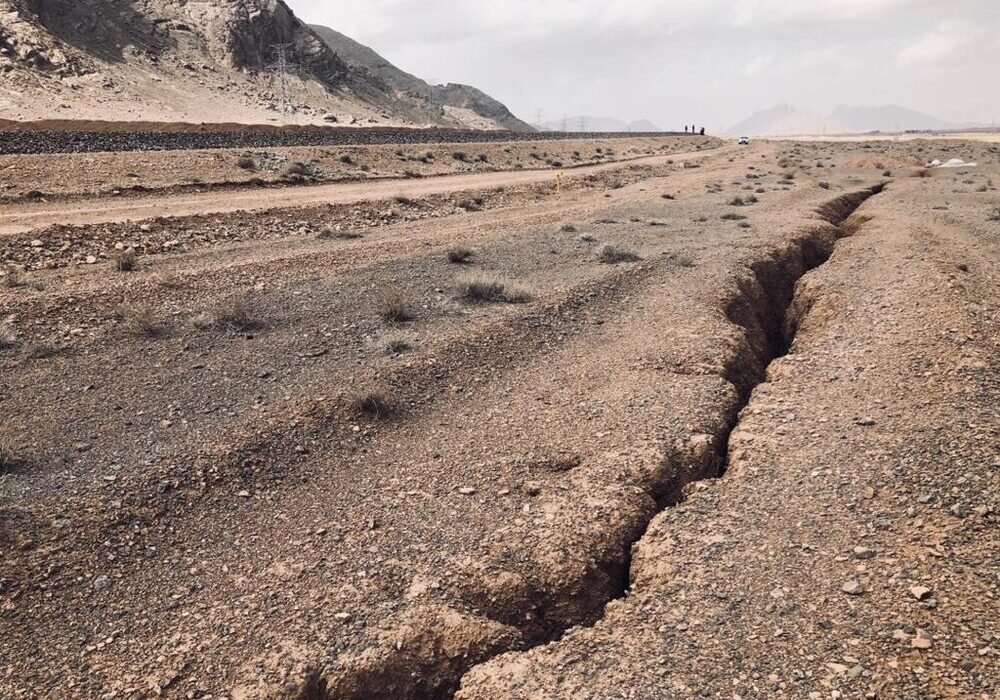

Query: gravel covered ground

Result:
[0,137,996,700]
[0,126,688,156]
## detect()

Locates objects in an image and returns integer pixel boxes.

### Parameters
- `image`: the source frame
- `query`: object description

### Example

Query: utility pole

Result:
[561,114,568,132]
[267,43,297,115]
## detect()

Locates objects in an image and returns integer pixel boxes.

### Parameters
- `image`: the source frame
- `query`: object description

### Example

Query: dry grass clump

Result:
[354,392,393,419]
[560,223,578,233]
[0,440,17,473]
[447,247,475,264]
[0,322,17,350]
[339,154,355,165]
[379,292,414,324]
[456,275,532,304]
[377,331,416,355]
[987,208,1000,222]
[194,297,264,332]
[115,248,139,272]
[818,181,831,190]
[318,227,363,240]
[721,212,748,221]
[597,244,641,264]
[1,264,26,288]
[728,195,758,206]
[236,154,256,170]
[456,197,484,212]
[126,307,171,339]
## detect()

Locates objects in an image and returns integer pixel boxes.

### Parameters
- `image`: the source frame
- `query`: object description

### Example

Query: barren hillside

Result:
[0,0,528,130]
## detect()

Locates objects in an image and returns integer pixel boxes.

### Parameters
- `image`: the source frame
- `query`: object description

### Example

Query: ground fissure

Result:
[299,186,886,700]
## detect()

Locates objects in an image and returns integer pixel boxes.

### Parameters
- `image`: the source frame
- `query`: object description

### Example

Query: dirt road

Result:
[1,137,996,700]
[0,148,722,235]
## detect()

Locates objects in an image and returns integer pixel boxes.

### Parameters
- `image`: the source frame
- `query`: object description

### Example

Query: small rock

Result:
[912,629,933,649]
[92,576,112,591]
[457,487,477,495]
[841,579,864,596]
[909,585,933,601]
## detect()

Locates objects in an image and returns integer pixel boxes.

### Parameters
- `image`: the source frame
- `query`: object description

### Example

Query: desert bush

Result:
[378,331,415,355]
[560,223,578,233]
[818,181,831,190]
[1,264,25,288]
[379,292,414,324]
[354,392,392,419]
[115,248,139,272]
[447,247,474,264]
[285,161,310,176]
[452,151,470,162]
[339,154,355,165]
[721,213,748,221]
[988,208,1000,222]
[317,227,362,240]
[597,245,641,264]
[22,341,63,359]
[0,322,16,350]
[457,197,484,212]
[195,297,263,332]
[456,275,532,304]
[237,154,256,170]
[394,195,418,206]
[661,193,675,200]
[127,307,170,339]
[0,440,17,473]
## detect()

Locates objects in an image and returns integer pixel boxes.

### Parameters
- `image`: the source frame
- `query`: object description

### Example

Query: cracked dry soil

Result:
[1,138,997,700]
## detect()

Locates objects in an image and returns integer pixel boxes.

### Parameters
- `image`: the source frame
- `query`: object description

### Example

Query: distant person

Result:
[700,127,705,135]
[684,125,688,133]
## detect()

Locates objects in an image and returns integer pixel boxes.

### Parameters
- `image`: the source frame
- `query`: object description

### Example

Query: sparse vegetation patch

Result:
[597,245,641,264]
[456,275,532,304]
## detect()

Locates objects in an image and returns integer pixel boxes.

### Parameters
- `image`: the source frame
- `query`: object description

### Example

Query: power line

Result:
[267,43,297,115]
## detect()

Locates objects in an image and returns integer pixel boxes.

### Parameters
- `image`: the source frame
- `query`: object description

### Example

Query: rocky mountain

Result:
[727,103,956,136]
[0,0,529,129]
[309,24,532,133]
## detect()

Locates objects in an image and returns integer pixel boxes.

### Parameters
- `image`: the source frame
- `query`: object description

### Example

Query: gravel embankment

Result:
[0,128,688,155]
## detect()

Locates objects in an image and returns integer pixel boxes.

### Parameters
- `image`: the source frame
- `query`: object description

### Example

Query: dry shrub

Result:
[0,322,17,350]
[116,248,139,272]
[380,292,414,324]
[597,245,641,264]
[354,392,393,419]
[195,297,263,332]
[447,247,474,264]
[126,307,170,339]
[456,275,532,304]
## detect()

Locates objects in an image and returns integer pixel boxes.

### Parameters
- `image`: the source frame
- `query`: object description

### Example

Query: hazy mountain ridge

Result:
[728,103,959,136]
[536,116,664,133]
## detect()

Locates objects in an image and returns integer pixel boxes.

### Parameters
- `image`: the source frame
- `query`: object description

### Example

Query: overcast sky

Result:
[287,0,999,131]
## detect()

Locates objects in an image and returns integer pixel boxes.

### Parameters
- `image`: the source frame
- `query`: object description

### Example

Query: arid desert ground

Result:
[1,131,998,700]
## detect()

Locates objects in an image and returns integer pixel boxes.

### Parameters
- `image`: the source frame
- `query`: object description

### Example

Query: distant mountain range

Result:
[727,104,958,136]
[536,117,664,133]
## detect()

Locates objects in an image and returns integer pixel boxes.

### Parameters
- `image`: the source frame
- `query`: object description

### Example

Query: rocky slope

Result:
[310,24,532,133]
[0,0,528,129]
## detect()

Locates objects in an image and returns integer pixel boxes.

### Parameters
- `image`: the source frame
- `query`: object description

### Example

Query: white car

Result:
[738,136,750,145]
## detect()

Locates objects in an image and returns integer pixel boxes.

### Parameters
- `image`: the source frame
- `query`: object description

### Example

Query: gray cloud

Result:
[289,0,1000,130]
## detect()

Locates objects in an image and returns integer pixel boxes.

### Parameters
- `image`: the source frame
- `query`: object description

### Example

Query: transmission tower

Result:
[267,43,298,115]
